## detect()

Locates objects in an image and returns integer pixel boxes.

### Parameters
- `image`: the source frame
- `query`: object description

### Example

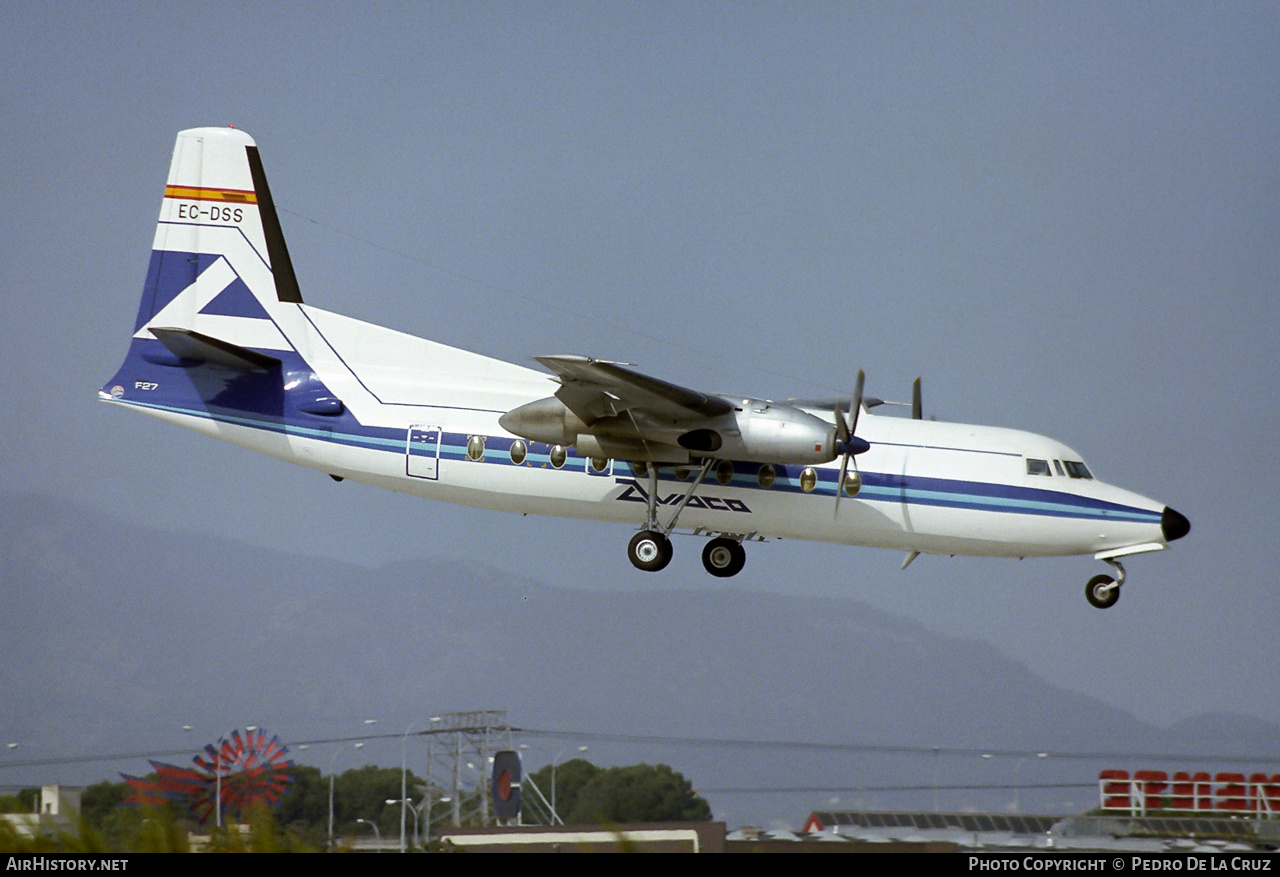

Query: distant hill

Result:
[2,492,1273,826]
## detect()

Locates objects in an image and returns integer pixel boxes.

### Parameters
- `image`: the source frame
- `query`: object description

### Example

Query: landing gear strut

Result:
[1085,558,1126,609]
[629,458,747,575]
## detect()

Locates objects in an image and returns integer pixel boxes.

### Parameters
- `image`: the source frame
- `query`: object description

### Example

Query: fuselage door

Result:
[407,425,442,480]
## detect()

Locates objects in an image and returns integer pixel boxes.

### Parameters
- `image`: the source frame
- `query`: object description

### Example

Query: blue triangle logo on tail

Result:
[198,276,271,320]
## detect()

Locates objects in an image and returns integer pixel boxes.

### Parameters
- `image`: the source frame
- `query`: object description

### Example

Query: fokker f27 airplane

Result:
[100,128,1189,608]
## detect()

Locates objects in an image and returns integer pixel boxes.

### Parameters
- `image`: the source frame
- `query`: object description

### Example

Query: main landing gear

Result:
[1085,558,1126,609]
[702,537,746,578]
[625,460,749,578]
[627,530,673,572]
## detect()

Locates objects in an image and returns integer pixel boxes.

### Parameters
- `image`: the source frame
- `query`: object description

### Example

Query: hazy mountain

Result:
[2,492,1272,825]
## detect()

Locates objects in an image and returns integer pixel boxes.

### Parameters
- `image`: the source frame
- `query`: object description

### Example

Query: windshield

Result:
[1063,460,1093,479]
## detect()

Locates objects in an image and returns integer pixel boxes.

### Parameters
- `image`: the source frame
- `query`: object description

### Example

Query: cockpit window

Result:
[1026,459,1051,476]
[1064,460,1093,479]
[1053,460,1065,476]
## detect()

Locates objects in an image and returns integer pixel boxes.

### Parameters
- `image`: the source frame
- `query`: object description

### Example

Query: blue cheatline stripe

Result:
[107,398,1160,525]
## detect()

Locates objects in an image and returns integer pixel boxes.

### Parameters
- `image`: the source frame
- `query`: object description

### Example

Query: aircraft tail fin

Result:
[130,127,301,345]
[101,128,346,421]
[102,127,525,429]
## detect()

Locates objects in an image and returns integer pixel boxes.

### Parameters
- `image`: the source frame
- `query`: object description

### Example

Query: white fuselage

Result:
[123,300,1167,562]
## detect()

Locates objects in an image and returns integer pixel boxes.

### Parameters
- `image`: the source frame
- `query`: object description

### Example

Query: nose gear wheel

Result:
[1085,574,1119,609]
[1085,558,1126,609]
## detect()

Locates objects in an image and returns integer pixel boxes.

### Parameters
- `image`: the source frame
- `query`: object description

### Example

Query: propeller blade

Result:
[835,453,849,516]
[850,370,865,436]
[834,370,872,457]
[912,377,922,420]
[836,370,868,517]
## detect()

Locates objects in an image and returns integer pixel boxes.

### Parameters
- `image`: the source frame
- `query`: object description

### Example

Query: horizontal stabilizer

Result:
[150,327,281,371]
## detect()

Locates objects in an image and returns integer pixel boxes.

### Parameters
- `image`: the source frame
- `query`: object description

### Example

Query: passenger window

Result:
[1026,459,1051,476]
[716,460,734,485]
[549,445,566,469]
[757,464,776,489]
[799,467,818,493]
[466,435,485,461]
[509,440,527,465]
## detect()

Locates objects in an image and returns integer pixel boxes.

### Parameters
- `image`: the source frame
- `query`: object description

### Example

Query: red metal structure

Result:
[123,728,294,824]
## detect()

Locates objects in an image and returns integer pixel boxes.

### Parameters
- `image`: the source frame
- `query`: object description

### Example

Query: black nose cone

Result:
[1162,506,1191,542]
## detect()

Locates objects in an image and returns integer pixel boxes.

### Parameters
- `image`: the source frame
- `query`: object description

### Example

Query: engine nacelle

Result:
[498,396,588,446]
[676,400,838,465]
[714,401,838,465]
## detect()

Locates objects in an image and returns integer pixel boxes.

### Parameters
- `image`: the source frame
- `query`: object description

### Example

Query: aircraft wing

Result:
[535,355,734,426]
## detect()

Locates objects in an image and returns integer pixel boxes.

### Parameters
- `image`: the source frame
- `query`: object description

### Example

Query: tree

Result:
[271,764,325,843]
[524,760,711,824]
[0,792,30,814]
[80,780,128,830]
[330,765,422,840]
[80,779,192,852]
[569,764,711,823]
[524,758,600,823]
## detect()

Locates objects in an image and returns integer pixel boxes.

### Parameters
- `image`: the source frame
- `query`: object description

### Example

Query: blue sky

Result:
[2,2,1277,732]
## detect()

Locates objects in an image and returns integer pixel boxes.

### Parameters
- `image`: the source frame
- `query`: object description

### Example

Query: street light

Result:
[551,745,588,824]
[977,753,997,814]
[1013,753,1049,813]
[400,717,441,853]
[211,725,260,830]
[356,818,381,852]
[389,797,436,849]
[425,796,452,847]
[399,723,416,854]
[323,720,379,851]
[932,746,940,810]
[328,741,366,852]
[213,735,227,830]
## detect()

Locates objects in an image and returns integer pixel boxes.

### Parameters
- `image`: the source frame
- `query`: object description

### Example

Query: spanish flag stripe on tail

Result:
[164,185,258,203]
